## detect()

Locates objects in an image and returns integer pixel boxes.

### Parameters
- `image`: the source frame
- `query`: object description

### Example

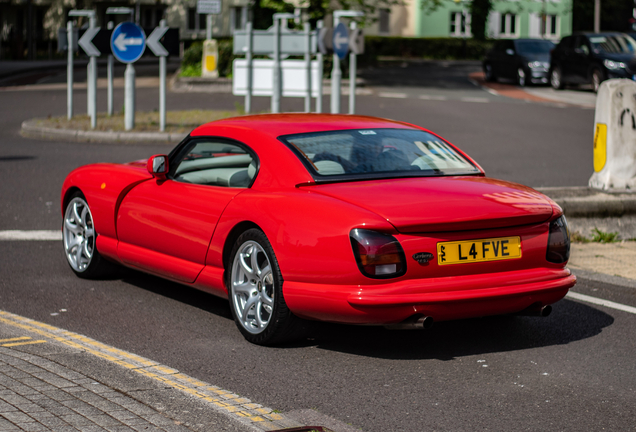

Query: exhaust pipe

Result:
[385,315,434,330]
[515,304,552,317]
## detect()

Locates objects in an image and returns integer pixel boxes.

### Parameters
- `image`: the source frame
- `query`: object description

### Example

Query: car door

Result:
[116,137,258,283]
[555,36,574,79]
[571,35,592,83]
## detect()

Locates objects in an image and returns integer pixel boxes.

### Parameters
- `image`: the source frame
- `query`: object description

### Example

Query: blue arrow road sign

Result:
[332,23,349,59]
[111,22,146,63]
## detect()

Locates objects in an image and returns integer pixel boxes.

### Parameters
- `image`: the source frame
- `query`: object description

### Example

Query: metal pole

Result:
[349,21,357,115]
[316,20,323,113]
[206,14,213,40]
[159,19,167,132]
[331,55,340,114]
[594,0,601,33]
[67,21,74,120]
[245,21,253,114]
[89,14,97,129]
[272,18,281,113]
[107,21,114,117]
[125,63,135,130]
[304,22,312,113]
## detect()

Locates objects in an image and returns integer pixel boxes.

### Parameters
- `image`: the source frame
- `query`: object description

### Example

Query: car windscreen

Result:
[516,40,554,55]
[590,35,636,54]
[280,128,480,182]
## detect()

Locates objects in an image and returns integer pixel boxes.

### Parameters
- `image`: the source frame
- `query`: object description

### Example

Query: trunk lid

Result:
[307,176,554,233]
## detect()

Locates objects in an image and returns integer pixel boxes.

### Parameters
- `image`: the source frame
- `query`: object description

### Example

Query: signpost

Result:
[106,7,134,118]
[147,20,169,131]
[69,9,98,129]
[330,10,363,114]
[111,22,146,130]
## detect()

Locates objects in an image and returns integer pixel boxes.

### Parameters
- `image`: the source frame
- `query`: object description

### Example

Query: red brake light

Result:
[350,229,406,278]
[546,216,570,263]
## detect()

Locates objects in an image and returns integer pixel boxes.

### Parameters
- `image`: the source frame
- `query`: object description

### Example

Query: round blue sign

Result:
[332,23,349,59]
[111,22,146,63]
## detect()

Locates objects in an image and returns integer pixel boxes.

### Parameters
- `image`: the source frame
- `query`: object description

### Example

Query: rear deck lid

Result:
[308,176,554,233]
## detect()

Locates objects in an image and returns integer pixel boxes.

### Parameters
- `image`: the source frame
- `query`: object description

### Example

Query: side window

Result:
[170,139,258,188]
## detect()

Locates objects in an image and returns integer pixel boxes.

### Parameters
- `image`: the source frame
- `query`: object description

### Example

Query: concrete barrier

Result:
[589,79,636,191]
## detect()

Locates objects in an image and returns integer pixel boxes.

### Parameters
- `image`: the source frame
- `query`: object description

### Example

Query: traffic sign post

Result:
[106,7,134,118]
[147,20,169,131]
[70,9,98,129]
[330,22,348,114]
[304,22,312,113]
[111,22,146,130]
[66,21,73,120]
[330,10,363,114]
[316,20,324,113]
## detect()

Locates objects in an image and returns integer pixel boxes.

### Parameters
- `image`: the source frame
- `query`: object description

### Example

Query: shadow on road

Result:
[299,299,612,360]
[117,269,611,358]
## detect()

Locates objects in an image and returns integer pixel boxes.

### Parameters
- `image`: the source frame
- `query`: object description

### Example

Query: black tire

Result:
[484,63,496,82]
[550,67,564,90]
[227,228,303,345]
[517,67,529,87]
[591,68,604,93]
[62,191,116,279]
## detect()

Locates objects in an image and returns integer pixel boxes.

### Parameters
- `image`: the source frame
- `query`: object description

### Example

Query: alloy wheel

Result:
[63,197,96,272]
[231,240,275,334]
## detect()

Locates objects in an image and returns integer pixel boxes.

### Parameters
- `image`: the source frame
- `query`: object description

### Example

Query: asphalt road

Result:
[1,63,634,431]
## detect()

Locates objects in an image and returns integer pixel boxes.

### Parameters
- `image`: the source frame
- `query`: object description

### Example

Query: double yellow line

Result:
[0,336,46,347]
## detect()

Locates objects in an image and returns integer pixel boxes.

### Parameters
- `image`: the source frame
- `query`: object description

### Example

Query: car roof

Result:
[190,114,418,138]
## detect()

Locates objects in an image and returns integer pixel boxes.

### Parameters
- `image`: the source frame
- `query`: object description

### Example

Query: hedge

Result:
[181,36,493,77]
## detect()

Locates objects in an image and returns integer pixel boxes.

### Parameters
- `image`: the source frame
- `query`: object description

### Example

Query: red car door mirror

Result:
[147,155,169,178]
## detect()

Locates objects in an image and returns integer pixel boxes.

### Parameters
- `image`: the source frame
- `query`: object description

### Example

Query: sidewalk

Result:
[0,311,341,432]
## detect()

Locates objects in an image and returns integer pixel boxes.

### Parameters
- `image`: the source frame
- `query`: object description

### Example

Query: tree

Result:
[572,0,633,32]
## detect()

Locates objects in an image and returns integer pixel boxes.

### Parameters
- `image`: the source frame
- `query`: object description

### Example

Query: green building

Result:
[368,0,572,40]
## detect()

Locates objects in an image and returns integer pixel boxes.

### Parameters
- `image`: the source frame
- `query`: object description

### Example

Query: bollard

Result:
[124,64,136,131]
[589,78,636,190]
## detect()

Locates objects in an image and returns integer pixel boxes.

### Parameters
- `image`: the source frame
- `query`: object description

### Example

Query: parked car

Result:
[483,39,555,86]
[61,114,575,345]
[550,32,636,92]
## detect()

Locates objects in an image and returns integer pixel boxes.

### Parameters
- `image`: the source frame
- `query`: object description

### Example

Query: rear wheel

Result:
[551,67,564,90]
[63,191,112,279]
[227,229,302,345]
[484,63,496,82]
[591,68,603,93]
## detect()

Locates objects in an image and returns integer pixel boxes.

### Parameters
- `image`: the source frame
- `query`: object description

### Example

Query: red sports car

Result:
[61,114,575,345]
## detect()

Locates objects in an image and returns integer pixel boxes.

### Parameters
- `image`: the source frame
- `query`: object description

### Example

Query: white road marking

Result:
[566,291,636,315]
[0,230,61,241]
[419,95,448,101]
[461,97,490,103]
[378,92,408,98]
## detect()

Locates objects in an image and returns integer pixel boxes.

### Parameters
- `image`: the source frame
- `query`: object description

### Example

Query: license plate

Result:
[437,236,521,265]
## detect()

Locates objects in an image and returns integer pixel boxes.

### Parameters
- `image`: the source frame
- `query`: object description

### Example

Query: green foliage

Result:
[180,39,236,78]
[573,0,633,32]
[591,228,620,243]
[359,36,494,64]
[570,231,591,243]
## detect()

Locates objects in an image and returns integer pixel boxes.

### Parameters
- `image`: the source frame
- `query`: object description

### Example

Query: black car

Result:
[550,32,636,92]
[483,39,555,87]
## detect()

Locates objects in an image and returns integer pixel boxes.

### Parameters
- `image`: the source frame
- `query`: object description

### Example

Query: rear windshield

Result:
[280,128,480,182]
[516,40,554,54]
[590,35,636,54]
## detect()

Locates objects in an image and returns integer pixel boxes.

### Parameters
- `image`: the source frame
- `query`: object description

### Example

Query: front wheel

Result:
[63,191,113,279]
[227,229,302,345]
[517,67,527,87]
[551,67,564,90]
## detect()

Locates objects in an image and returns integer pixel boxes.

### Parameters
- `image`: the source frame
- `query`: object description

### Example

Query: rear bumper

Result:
[283,268,575,324]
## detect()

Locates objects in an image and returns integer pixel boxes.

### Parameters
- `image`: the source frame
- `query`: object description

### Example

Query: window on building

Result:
[499,13,517,37]
[379,9,390,34]
[230,7,247,32]
[542,14,559,38]
[449,11,471,37]
[188,8,207,31]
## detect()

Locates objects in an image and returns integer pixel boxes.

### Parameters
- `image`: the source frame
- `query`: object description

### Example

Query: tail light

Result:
[350,229,406,278]
[546,216,570,263]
